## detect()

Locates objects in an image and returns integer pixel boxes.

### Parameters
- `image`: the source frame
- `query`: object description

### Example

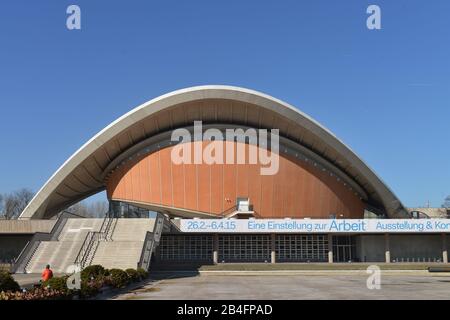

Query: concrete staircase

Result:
[91,242,146,270]
[90,219,155,270]
[25,219,103,273]
[110,219,155,241]
[23,217,160,274]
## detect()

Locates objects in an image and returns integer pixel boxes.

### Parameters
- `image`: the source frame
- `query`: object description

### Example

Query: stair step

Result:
[25,218,157,273]
[91,241,145,270]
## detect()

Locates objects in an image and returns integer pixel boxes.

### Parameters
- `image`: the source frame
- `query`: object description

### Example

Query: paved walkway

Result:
[13,273,64,289]
[114,272,450,300]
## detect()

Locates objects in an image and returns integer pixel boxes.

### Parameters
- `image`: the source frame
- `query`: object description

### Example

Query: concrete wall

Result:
[0,220,55,264]
[447,234,449,253]
[357,235,385,262]
[357,234,446,263]
[0,235,32,263]
[0,220,56,234]
[391,235,442,262]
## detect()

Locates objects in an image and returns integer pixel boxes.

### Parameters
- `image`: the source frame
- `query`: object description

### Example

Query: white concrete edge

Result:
[20,85,406,219]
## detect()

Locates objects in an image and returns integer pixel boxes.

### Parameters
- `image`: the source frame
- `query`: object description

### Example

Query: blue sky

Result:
[0,0,448,207]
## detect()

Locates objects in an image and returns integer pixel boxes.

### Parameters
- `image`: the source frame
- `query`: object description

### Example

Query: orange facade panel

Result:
[198,162,211,213]
[107,141,365,219]
[184,162,198,211]
[210,161,224,214]
[171,162,185,209]
[159,147,173,207]
[148,152,161,204]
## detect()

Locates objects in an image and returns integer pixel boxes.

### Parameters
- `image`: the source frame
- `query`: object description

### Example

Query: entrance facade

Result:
[158,234,330,263]
[158,235,213,262]
[332,235,357,262]
[275,234,328,262]
[218,235,271,262]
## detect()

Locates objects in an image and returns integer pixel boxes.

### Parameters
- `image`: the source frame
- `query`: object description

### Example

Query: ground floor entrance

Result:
[157,233,449,264]
[333,235,356,262]
[158,234,360,263]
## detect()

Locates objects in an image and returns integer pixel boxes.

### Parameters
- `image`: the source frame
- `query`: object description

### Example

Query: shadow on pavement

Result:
[96,264,208,300]
[149,262,208,280]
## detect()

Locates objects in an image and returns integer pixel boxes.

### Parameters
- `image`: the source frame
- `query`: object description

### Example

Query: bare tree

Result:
[67,200,108,218]
[443,195,450,209]
[66,202,89,217]
[0,188,34,220]
[88,201,109,218]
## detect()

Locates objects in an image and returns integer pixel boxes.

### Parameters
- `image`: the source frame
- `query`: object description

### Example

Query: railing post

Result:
[385,233,391,263]
[213,234,219,264]
[270,234,276,264]
[75,212,115,269]
[328,234,334,263]
[442,233,448,264]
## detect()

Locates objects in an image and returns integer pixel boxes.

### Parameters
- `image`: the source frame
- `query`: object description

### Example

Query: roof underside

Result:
[19,86,409,219]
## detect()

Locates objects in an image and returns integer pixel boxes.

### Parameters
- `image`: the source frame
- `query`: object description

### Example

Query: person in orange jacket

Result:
[41,264,53,282]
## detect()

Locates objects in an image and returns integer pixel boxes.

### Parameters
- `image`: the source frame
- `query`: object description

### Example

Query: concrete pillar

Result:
[213,234,219,264]
[154,245,160,263]
[442,233,448,263]
[384,233,391,263]
[328,234,333,263]
[271,233,276,264]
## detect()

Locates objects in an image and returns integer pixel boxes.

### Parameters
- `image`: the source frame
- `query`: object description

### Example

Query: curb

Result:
[149,269,450,276]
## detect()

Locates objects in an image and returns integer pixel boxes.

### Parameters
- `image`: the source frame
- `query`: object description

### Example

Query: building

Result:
[1,86,449,272]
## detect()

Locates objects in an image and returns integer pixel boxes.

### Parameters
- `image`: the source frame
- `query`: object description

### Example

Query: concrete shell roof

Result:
[19,85,409,219]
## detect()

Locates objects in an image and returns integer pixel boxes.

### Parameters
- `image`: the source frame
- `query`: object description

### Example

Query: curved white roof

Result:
[19,85,409,219]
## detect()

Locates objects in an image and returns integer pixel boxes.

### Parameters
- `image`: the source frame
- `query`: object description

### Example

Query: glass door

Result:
[332,236,356,262]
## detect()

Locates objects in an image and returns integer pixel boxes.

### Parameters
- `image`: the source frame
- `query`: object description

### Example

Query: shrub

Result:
[81,265,107,282]
[125,269,140,282]
[43,276,69,293]
[0,271,20,292]
[75,265,110,298]
[108,269,129,288]
[0,287,71,300]
[79,278,104,298]
[137,268,149,280]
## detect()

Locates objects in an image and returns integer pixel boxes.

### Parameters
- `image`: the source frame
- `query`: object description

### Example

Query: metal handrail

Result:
[51,217,70,240]
[22,241,42,272]
[58,210,87,219]
[252,210,261,218]
[12,213,71,273]
[137,232,154,270]
[74,231,105,269]
[99,214,109,233]
[138,214,165,270]
[220,205,238,218]
[74,231,94,267]
[106,218,118,241]
[14,240,30,265]
[220,204,257,218]
[49,212,71,237]
[102,216,115,240]
[13,233,50,273]
[74,212,114,269]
